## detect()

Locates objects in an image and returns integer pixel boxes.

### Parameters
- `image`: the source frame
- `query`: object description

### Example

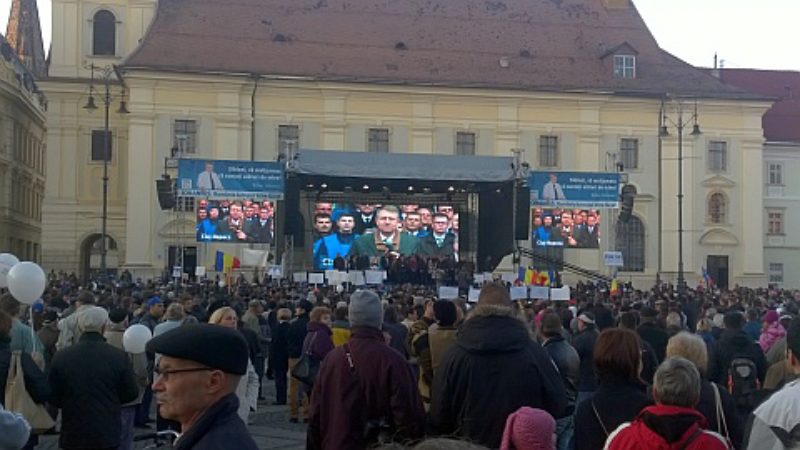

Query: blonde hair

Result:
[665,312,683,329]
[666,332,708,376]
[277,308,291,321]
[209,306,237,325]
[310,306,332,323]
[696,318,713,333]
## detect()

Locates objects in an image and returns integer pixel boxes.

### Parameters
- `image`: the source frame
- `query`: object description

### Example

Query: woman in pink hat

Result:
[500,406,556,450]
[759,310,786,353]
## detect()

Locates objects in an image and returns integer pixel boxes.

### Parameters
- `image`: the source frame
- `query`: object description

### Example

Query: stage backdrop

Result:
[529,171,620,209]
[177,159,285,199]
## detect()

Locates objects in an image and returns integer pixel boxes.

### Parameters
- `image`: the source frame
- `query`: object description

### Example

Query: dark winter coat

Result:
[429,305,566,448]
[574,377,653,450]
[308,327,425,450]
[637,321,670,363]
[173,393,258,450]
[48,332,139,449]
[269,321,291,372]
[304,321,334,362]
[708,329,768,386]
[287,313,310,359]
[574,325,600,392]
[542,334,580,414]
[0,339,50,406]
[695,380,743,449]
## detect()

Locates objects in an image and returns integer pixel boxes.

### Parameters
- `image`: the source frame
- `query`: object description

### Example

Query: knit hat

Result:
[500,407,556,450]
[763,310,779,324]
[349,290,383,329]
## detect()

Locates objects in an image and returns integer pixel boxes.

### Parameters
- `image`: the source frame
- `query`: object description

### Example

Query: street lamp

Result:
[84,64,130,281]
[659,99,701,298]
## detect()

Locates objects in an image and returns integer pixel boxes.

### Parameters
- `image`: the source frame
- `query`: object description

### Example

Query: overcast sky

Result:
[0,0,797,71]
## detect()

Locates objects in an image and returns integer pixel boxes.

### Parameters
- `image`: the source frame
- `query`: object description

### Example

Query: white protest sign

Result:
[473,274,485,284]
[195,266,206,277]
[510,286,528,300]
[531,286,550,300]
[352,271,366,286]
[603,251,624,267]
[551,286,571,301]
[365,270,384,285]
[268,265,283,278]
[438,286,459,300]
[292,272,307,283]
[500,272,517,283]
[325,270,338,284]
[308,273,325,285]
[172,266,182,278]
[468,287,481,302]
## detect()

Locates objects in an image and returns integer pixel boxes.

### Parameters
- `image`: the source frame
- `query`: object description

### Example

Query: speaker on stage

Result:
[514,185,530,241]
[156,178,176,210]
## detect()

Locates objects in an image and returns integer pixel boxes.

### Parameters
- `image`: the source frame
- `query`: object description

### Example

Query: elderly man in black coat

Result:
[430,284,566,448]
[49,306,139,450]
[147,323,258,450]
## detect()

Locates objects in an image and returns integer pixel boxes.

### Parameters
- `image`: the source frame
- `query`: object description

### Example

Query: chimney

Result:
[602,0,630,9]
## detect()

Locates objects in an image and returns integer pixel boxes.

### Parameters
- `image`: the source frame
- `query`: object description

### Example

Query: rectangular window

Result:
[176,196,195,212]
[278,125,300,157]
[769,263,784,284]
[91,130,112,161]
[613,55,636,79]
[173,120,197,154]
[455,132,476,156]
[768,163,784,185]
[619,138,639,170]
[539,135,559,168]
[767,210,784,235]
[708,141,727,172]
[368,128,390,153]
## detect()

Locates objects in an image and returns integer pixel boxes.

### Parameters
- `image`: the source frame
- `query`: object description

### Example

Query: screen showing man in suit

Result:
[531,208,601,249]
[196,198,275,243]
[308,201,460,267]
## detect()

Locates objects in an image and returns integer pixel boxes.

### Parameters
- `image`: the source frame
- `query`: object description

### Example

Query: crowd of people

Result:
[1,270,800,450]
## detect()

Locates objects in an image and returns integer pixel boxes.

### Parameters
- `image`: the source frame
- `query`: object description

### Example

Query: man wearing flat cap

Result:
[146,323,258,450]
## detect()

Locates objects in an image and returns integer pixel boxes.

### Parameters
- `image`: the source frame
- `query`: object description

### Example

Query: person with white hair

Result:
[49,306,139,450]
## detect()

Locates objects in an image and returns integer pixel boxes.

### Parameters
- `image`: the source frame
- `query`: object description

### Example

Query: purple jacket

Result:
[309,327,425,449]
[304,321,334,362]
[759,322,786,353]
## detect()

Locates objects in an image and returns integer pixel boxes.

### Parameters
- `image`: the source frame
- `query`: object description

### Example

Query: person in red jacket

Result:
[605,357,729,450]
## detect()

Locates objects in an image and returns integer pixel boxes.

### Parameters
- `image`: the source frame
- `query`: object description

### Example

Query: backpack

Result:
[726,356,760,410]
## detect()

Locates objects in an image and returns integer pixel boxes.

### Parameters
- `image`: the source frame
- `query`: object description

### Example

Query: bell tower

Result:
[5,0,47,78]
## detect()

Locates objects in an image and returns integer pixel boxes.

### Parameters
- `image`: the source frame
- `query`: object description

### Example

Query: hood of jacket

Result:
[721,329,755,348]
[456,305,531,355]
[637,404,708,444]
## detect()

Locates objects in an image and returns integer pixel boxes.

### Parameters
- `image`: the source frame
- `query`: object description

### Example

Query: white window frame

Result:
[613,55,636,79]
[367,128,390,153]
[538,135,559,168]
[768,162,784,186]
[768,263,784,284]
[455,131,476,156]
[172,119,198,155]
[278,124,300,157]
[619,138,639,170]
[708,141,728,173]
[767,209,784,235]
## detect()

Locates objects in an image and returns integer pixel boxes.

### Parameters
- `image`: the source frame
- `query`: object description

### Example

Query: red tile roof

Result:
[124,0,758,99]
[708,69,800,143]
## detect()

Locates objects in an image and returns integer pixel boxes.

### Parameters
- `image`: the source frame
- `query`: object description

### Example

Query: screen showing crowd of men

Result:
[312,203,459,270]
[531,207,601,249]
[195,199,275,243]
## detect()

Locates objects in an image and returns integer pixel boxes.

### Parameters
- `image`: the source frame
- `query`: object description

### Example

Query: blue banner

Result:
[177,159,285,199]
[529,171,620,208]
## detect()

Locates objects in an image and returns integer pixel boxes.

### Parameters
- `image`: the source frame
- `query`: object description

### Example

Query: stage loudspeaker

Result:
[283,177,305,247]
[514,185,530,241]
[618,184,636,223]
[156,178,176,210]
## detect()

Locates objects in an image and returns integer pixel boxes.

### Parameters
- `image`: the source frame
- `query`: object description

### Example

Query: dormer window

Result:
[614,54,636,79]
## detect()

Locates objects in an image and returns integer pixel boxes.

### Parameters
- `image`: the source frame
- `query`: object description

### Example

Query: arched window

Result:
[708,193,726,224]
[616,216,645,272]
[92,10,116,56]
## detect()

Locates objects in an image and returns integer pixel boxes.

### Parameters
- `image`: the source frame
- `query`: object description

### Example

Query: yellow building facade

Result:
[0,34,47,260]
[41,0,771,287]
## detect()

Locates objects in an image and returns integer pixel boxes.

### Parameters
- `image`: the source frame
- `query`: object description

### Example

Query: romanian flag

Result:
[702,267,715,287]
[215,250,241,273]
[524,268,536,285]
[537,271,550,287]
[610,279,620,296]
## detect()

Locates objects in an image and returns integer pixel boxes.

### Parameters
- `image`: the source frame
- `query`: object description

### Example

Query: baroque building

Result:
[38,0,770,287]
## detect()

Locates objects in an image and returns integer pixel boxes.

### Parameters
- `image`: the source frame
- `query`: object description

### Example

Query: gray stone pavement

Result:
[38,382,307,449]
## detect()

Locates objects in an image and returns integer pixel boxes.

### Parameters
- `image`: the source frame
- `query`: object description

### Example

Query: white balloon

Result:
[123,324,152,354]
[0,253,20,288]
[7,261,45,305]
